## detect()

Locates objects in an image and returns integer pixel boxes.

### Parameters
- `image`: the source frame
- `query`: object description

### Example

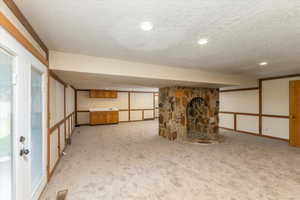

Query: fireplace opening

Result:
[186,97,210,140]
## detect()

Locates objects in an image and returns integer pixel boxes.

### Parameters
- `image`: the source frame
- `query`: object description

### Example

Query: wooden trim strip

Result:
[219,127,234,131]
[49,119,65,133]
[49,112,75,133]
[219,111,259,116]
[69,85,77,91]
[220,87,259,93]
[260,74,300,81]
[259,80,262,135]
[234,114,237,131]
[0,12,48,66]
[48,112,76,179]
[49,70,67,86]
[128,92,131,121]
[236,129,259,136]
[75,89,78,126]
[153,93,155,119]
[130,108,154,111]
[220,127,289,142]
[77,109,154,112]
[77,89,158,94]
[261,134,289,142]
[261,114,289,119]
[3,0,49,57]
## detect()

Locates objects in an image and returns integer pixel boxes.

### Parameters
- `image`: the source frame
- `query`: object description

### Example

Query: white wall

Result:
[0,1,47,58]
[219,89,259,131]
[49,51,257,87]
[262,77,300,116]
[48,76,76,182]
[77,91,156,124]
[49,77,65,127]
[66,85,75,116]
[130,93,153,109]
[219,113,234,130]
[220,90,259,113]
[155,95,159,118]
[236,115,259,134]
[220,77,300,140]
[77,91,128,110]
[262,117,289,139]
[261,77,300,139]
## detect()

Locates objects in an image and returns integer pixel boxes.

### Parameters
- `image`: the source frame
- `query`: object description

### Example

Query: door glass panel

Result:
[31,68,43,192]
[0,50,13,200]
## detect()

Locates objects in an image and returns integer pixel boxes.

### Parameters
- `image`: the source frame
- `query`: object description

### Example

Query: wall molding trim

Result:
[220,87,259,93]
[0,12,48,66]
[219,127,289,142]
[220,111,259,116]
[259,74,300,81]
[261,114,289,119]
[76,90,159,125]
[3,0,48,57]
[76,89,158,94]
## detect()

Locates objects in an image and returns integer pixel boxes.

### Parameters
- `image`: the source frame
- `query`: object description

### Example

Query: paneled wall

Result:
[48,75,76,178]
[219,89,259,134]
[261,77,300,139]
[155,94,159,118]
[76,90,158,125]
[220,76,300,141]
[220,90,259,113]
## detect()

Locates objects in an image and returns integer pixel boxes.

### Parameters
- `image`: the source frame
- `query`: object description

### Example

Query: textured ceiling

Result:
[16,0,300,78]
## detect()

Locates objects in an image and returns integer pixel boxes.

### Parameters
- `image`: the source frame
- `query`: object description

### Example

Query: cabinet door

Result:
[90,112,106,125]
[107,111,118,123]
[90,90,117,98]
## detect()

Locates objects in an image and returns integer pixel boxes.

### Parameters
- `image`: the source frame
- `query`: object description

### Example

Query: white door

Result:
[0,47,14,200]
[0,27,48,200]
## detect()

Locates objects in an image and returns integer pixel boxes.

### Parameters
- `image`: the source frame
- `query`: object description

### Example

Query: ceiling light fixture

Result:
[140,21,153,31]
[259,61,268,66]
[198,38,208,45]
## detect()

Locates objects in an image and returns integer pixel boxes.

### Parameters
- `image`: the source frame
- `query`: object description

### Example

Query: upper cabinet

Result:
[89,90,118,98]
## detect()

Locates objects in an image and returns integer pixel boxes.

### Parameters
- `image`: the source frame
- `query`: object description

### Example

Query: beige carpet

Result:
[41,120,300,200]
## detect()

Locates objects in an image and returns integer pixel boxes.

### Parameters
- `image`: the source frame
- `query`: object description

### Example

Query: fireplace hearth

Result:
[159,86,221,142]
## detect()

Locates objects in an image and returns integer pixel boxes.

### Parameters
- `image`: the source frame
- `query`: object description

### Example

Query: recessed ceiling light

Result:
[198,38,208,45]
[140,22,153,31]
[259,61,268,66]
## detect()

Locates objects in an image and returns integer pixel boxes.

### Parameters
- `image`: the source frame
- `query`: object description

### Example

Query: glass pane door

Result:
[30,68,43,193]
[0,50,13,200]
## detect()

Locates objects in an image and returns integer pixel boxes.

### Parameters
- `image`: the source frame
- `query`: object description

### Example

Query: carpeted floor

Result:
[41,120,300,200]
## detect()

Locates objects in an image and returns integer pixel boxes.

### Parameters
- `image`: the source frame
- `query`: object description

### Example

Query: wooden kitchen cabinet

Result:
[90,90,118,98]
[90,111,119,125]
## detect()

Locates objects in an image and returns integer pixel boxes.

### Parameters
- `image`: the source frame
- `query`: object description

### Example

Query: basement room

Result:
[0,0,300,200]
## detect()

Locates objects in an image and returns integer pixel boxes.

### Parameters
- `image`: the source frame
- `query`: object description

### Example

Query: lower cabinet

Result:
[90,111,119,125]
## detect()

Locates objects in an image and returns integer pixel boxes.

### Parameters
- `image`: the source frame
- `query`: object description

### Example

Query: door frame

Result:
[29,64,48,200]
[0,26,48,200]
[289,80,300,147]
[0,44,17,200]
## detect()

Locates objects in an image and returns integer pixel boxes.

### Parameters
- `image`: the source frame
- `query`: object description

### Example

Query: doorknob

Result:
[19,136,30,157]
[20,148,30,156]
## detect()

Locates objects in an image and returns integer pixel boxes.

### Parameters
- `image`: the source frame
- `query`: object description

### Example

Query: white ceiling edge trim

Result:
[49,51,257,87]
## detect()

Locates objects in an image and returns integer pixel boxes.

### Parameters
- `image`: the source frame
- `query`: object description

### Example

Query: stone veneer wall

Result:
[159,87,219,141]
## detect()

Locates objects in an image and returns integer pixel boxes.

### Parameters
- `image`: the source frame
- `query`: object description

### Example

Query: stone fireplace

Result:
[159,87,220,142]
